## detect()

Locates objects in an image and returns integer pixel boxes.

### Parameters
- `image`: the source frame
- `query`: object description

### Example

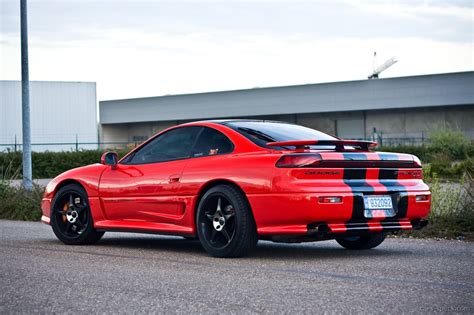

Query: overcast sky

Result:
[1,0,473,101]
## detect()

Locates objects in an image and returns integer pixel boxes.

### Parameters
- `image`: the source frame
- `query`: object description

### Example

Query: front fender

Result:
[44,164,108,199]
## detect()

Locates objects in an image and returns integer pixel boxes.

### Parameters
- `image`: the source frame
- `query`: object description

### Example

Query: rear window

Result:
[224,121,337,149]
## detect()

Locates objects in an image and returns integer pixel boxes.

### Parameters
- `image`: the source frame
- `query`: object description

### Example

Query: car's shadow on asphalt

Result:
[252,241,412,260]
[94,236,207,255]
[49,235,413,261]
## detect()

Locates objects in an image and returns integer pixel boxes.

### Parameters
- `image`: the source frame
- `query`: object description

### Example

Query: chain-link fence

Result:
[0,138,427,152]
[1,130,472,152]
[0,142,131,153]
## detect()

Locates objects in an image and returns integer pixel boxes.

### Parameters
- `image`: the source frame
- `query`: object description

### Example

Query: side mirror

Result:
[101,151,118,169]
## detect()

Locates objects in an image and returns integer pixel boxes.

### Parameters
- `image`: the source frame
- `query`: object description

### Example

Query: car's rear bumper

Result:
[264,219,428,243]
[309,218,428,235]
[248,191,431,237]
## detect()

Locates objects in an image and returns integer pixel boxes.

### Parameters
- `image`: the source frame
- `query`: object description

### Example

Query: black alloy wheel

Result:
[51,184,104,245]
[196,185,257,257]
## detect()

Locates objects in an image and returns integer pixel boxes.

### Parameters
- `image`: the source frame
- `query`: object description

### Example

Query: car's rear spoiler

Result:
[266,139,378,151]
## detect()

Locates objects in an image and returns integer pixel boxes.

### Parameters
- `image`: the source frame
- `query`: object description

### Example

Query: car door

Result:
[99,126,202,223]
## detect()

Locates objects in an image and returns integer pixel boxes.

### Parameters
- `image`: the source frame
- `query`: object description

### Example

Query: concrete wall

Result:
[100,104,474,146]
[100,72,474,124]
[364,105,474,138]
[100,121,177,149]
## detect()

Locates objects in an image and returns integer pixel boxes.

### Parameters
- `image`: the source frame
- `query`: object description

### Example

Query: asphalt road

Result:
[1,220,473,314]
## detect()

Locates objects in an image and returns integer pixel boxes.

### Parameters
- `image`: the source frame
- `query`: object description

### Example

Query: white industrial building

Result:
[0,81,98,152]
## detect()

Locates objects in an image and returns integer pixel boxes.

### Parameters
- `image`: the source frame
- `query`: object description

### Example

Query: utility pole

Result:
[21,0,32,190]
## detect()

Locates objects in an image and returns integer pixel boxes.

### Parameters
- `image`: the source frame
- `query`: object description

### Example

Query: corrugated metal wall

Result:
[0,81,98,152]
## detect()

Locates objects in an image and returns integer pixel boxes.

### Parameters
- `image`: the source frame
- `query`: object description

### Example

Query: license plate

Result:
[364,196,393,209]
[363,195,395,218]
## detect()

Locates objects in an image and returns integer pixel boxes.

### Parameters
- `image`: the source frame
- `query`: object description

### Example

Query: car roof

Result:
[189,119,295,125]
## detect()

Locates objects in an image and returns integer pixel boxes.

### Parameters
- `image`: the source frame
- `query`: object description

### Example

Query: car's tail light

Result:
[319,196,342,204]
[276,154,322,168]
[416,195,429,202]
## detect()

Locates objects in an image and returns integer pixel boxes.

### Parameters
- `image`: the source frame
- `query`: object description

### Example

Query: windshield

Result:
[223,121,338,150]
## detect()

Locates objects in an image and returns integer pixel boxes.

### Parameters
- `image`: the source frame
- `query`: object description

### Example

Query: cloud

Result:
[1,0,472,42]
[1,0,472,100]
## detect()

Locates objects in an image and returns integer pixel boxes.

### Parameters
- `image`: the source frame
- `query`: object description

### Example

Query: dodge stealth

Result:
[41,120,431,257]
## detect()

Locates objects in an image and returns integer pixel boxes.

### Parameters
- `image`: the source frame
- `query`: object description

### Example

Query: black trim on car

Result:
[120,126,235,166]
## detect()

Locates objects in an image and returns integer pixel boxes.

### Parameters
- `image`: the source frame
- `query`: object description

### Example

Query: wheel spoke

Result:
[76,219,85,231]
[221,228,231,243]
[210,229,218,243]
[205,213,214,221]
[68,194,74,208]
[74,203,87,213]
[216,197,221,211]
[224,213,234,221]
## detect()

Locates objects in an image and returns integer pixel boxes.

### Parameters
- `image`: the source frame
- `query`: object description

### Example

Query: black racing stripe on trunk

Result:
[379,169,398,180]
[343,153,368,181]
[396,194,409,218]
[343,153,370,227]
[346,185,406,193]
[343,169,366,180]
[377,153,408,221]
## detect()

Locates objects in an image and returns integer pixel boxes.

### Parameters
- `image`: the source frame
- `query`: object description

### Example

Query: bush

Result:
[427,127,471,160]
[379,128,473,179]
[429,152,452,175]
[0,150,129,179]
[0,182,44,221]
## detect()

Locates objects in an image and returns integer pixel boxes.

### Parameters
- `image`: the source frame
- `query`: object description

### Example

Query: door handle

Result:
[168,175,181,183]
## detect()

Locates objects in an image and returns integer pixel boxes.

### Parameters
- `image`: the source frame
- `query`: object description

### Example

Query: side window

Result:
[192,127,233,158]
[129,126,202,164]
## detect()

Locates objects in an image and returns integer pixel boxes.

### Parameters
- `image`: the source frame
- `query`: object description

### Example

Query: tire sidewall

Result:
[50,184,97,245]
[196,185,254,257]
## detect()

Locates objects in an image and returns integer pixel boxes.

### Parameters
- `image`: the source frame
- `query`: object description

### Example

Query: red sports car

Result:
[41,120,431,257]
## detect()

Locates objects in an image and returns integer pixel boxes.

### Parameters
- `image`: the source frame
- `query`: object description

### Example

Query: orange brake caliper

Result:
[62,202,68,222]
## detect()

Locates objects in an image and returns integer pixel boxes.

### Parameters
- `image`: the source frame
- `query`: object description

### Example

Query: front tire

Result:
[336,233,386,250]
[50,183,104,245]
[196,185,258,257]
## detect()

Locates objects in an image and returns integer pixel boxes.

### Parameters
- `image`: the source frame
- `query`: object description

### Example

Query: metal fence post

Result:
[20,0,32,190]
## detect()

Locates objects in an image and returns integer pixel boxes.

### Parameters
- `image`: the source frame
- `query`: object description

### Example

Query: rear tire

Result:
[196,185,258,257]
[336,233,386,250]
[51,183,104,245]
